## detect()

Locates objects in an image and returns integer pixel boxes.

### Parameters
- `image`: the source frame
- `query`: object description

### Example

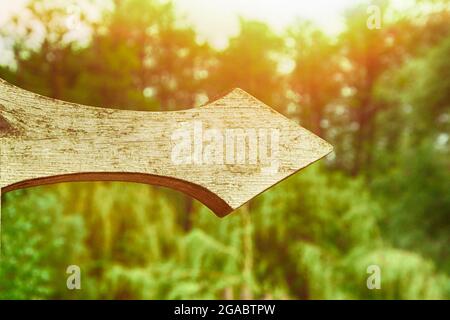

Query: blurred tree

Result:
[74,0,212,111]
[336,0,450,175]
[339,1,400,175]
[288,21,341,137]
[207,19,286,110]
[0,0,89,98]
[372,35,450,272]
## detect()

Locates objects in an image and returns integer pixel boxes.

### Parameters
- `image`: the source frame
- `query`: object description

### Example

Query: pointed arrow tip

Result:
[225,88,259,101]
[320,137,334,156]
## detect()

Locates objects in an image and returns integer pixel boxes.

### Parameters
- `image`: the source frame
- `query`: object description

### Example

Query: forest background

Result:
[0,0,448,299]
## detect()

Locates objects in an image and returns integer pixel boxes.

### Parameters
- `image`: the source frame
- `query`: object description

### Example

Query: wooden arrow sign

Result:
[0,78,332,220]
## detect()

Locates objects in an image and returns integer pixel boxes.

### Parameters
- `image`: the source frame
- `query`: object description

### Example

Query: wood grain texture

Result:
[0,77,332,217]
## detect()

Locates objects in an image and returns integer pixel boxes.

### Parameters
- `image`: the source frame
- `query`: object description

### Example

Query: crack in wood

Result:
[0,115,13,137]
[0,104,22,137]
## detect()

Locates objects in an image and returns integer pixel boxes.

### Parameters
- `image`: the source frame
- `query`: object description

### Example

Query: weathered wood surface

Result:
[0,77,332,217]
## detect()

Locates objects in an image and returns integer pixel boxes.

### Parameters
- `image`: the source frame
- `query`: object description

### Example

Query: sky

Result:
[0,0,416,48]
[0,0,363,47]
[173,0,360,48]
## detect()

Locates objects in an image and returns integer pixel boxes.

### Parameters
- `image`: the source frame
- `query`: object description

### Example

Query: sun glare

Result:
[0,0,418,49]
[174,0,364,48]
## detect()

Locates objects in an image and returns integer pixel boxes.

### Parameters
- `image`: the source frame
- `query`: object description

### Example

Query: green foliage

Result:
[252,165,382,299]
[0,190,84,299]
[344,248,447,299]
[0,0,449,299]
[372,35,450,273]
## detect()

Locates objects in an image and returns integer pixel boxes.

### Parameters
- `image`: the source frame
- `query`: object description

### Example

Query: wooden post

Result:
[0,77,332,220]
